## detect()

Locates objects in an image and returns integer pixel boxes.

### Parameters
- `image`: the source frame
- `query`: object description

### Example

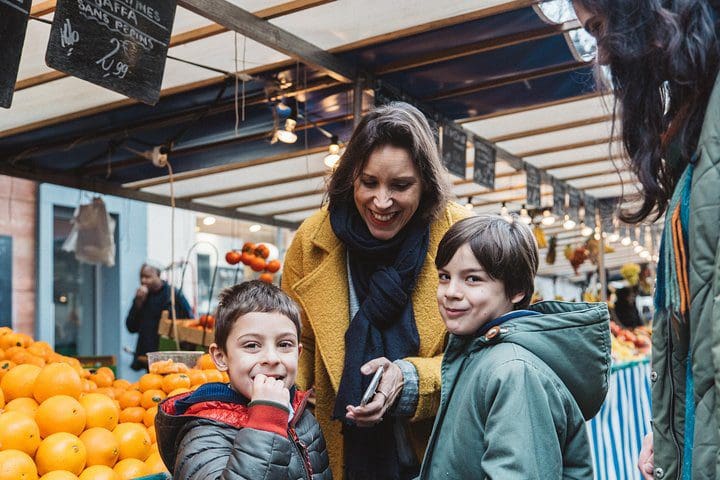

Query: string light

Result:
[323,135,341,168]
[562,214,576,230]
[541,209,556,226]
[465,197,474,210]
[519,205,532,225]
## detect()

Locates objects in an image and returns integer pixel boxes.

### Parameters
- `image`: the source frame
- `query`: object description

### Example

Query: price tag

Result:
[46,0,178,105]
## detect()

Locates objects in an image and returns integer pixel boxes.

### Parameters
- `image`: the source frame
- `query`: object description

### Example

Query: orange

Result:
[39,471,80,480]
[196,353,215,370]
[112,458,148,480]
[94,388,115,399]
[11,351,45,368]
[144,451,168,474]
[35,432,87,476]
[137,374,162,393]
[140,390,165,410]
[95,368,115,383]
[146,425,156,444]
[35,395,87,438]
[26,342,52,360]
[15,334,34,348]
[167,387,191,397]
[0,333,26,349]
[142,406,157,428]
[116,390,141,410]
[0,411,41,456]
[34,363,83,402]
[4,397,39,416]
[78,465,119,480]
[0,449,38,480]
[88,372,112,389]
[221,371,230,383]
[81,379,97,393]
[118,407,145,424]
[0,388,4,409]
[161,373,190,394]
[0,361,14,380]
[112,380,130,390]
[203,369,223,383]
[112,423,151,461]
[1,364,41,401]
[79,393,119,431]
[79,428,119,468]
[186,369,207,386]
[4,346,25,360]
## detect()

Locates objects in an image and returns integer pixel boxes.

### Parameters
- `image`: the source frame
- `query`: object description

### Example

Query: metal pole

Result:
[353,77,364,129]
[597,209,607,302]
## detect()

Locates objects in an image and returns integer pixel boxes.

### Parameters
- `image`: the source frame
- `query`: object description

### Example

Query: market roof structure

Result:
[0,0,653,276]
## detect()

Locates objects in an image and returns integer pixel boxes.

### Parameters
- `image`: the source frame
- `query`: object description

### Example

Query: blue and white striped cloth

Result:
[587,360,652,480]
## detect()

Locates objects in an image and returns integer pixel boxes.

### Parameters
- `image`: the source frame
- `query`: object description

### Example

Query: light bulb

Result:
[324,137,341,168]
[519,206,532,225]
[608,232,620,243]
[541,210,556,226]
[202,216,216,226]
[562,215,576,230]
[634,245,644,253]
[621,236,632,246]
[276,118,297,144]
[249,224,262,233]
[580,222,593,236]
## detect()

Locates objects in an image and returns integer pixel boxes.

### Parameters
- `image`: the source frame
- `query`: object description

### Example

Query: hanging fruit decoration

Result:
[225,250,241,265]
[224,242,282,283]
[546,236,557,265]
[533,225,548,249]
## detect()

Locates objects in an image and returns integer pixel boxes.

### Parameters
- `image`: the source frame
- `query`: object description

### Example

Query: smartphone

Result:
[360,366,384,407]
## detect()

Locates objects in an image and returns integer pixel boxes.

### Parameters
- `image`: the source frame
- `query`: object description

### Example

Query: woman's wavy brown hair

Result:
[574,0,719,222]
[326,101,451,222]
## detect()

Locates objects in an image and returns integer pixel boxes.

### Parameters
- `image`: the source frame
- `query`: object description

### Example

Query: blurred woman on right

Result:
[572,1,720,479]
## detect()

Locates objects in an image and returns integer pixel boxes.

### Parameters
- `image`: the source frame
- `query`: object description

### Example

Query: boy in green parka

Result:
[418,215,611,479]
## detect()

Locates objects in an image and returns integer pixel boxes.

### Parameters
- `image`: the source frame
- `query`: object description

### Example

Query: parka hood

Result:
[448,301,611,420]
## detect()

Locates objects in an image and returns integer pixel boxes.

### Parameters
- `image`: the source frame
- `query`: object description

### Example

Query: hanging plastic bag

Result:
[62,196,116,267]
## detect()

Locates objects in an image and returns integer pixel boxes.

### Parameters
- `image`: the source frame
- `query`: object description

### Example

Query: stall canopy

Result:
[0,0,647,276]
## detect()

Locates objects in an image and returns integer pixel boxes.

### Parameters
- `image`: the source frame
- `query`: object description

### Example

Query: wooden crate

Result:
[157,311,214,347]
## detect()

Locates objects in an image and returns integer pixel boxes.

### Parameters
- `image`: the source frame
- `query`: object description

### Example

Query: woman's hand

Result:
[345,357,404,427]
[638,432,654,480]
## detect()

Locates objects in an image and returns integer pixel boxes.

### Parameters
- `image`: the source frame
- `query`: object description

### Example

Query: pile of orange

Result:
[0,327,227,479]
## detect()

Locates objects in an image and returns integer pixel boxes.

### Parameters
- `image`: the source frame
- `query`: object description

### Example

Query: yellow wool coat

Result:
[281,202,470,479]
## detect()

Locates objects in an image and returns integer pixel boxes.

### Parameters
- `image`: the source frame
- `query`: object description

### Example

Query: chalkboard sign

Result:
[0,0,31,108]
[598,198,616,233]
[473,138,496,189]
[46,0,178,105]
[525,165,541,207]
[584,195,596,230]
[0,236,11,328]
[552,178,566,216]
[568,187,581,219]
[442,122,467,179]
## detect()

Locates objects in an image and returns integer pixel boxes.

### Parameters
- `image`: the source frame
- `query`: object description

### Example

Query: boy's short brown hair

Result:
[213,280,301,351]
[435,215,539,309]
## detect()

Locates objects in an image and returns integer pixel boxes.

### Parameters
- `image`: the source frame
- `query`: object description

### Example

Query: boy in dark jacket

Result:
[418,215,611,479]
[156,280,332,479]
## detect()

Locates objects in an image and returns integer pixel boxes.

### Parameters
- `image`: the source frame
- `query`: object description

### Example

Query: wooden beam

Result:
[267,203,326,217]
[177,0,356,83]
[488,114,613,143]
[376,20,581,75]
[518,136,620,158]
[425,61,588,102]
[185,171,326,202]
[458,91,605,123]
[471,180,627,208]
[0,163,300,228]
[30,1,55,16]
[544,155,625,171]
[225,188,325,209]
[128,146,327,190]
[15,0,335,92]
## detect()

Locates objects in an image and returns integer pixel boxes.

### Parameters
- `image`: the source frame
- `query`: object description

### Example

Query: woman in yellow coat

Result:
[282,102,470,480]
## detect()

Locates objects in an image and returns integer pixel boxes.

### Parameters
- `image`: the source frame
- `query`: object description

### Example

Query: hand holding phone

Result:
[360,366,384,407]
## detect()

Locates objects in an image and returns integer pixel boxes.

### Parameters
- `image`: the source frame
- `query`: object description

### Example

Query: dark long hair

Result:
[326,102,451,222]
[575,0,719,222]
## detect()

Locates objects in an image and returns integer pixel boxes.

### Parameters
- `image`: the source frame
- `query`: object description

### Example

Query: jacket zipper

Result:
[666,314,681,480]
[288,427,312,480]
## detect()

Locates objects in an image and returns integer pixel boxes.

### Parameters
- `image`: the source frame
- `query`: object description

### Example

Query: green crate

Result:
[134,474,171,480]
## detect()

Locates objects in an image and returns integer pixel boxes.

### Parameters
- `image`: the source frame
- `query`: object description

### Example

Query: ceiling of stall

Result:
[0,0,652,277]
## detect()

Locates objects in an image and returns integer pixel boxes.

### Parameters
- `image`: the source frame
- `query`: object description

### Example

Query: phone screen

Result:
[360,366,384,407]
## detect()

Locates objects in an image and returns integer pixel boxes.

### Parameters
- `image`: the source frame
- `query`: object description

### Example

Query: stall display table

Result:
[587,359,651,480]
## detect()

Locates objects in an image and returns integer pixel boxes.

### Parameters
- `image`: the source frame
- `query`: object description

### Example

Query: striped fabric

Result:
[587,360,652,480]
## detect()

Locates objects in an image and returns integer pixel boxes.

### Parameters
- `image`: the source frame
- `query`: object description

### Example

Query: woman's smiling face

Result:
[353,144,422,241]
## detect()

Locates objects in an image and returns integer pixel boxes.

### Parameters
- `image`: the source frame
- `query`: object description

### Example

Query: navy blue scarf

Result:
[330,201,428,479]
